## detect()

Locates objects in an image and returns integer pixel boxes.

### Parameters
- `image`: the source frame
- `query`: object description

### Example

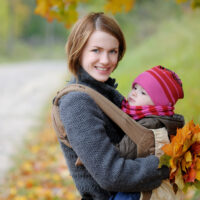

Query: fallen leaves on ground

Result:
[0,112,80,200]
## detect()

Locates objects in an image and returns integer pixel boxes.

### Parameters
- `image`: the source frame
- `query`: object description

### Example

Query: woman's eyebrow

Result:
[91,45,119,50]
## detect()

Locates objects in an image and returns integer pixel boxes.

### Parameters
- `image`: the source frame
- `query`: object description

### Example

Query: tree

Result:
[0,0,30,55]
[177,0,200,8]
[35,0,200,28]
[34,0,135,28]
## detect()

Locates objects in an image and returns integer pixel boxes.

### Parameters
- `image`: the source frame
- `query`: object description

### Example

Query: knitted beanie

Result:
[132,65,184,106]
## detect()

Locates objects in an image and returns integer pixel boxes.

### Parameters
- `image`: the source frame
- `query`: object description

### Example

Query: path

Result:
[0,60,67,182]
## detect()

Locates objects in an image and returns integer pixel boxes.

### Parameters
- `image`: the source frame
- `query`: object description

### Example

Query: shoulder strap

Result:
[52,84,153,149]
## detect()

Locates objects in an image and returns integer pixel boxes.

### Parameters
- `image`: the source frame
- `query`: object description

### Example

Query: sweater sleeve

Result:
[59,91,169,192]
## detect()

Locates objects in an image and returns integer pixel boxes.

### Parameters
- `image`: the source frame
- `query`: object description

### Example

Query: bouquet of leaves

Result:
[159,120,200,192]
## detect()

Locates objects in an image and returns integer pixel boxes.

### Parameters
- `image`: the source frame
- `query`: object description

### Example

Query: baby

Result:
[112,65,185,200]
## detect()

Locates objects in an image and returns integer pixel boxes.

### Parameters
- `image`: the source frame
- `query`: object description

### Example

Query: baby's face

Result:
[127,84,154,106]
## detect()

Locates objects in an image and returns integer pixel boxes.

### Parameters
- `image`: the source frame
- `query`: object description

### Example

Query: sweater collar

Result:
[77,67,118,89]
[69,67,123,107]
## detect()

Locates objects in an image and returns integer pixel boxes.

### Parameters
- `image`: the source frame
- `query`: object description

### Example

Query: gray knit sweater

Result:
[58,68,169,200]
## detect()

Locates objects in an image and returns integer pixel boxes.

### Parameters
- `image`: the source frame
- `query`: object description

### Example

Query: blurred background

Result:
[0,0,200,199]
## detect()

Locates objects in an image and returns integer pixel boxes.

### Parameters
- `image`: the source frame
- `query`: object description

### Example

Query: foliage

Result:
[0,0,68,63]
[0,114,80,200]
[0,0,31,56]
[34,0,200,28]
[159,121,200,192]
[114,0,183,48]
[177,0,200,8]
[34,0,137,28]
[0,0,30,39]
[104,0,135,14]
[34,0,87,28]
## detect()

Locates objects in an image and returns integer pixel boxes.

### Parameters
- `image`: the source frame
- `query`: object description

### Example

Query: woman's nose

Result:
[100,52,109,65]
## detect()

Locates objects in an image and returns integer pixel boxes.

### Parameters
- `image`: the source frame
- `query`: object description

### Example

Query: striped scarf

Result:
[121,98,174,120]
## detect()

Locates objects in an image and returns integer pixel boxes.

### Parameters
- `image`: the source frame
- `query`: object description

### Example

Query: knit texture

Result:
[58,68,169,200]
[121,98,174,120]
[132,65,184,106]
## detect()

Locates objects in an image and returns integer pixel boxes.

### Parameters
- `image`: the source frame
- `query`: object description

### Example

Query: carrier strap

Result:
[52,84,155,157]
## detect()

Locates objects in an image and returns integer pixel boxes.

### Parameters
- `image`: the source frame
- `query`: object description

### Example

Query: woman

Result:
[58,12,169,200]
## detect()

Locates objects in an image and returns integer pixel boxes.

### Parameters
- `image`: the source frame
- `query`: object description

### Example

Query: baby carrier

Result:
[52,84,155,158]
[52,84,182,200]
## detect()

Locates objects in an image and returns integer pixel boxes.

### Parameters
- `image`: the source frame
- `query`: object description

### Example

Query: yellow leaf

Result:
[185,151,192,162]
[196,158,200,169]
[196,170,200,181]
[124,0,135,12]
[66,192,76,200]
[14,197,27,200]
[161,121,200,191]
[175,166,185,190]
[31,145,40,153]
[21,161,33,172]
[181,159,187,172]
[104,0,135,14]
[170,158,178,174]
[52,174,61,182]
[10,187,17,195]
[192,131,200,142]
[35,0,50,16]
[16,180,25,188]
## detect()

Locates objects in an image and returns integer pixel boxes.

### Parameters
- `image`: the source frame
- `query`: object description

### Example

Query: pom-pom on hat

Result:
[132,65,184,106]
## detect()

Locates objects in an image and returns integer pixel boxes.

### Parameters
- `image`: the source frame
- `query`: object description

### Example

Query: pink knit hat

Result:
[132,65,184,106]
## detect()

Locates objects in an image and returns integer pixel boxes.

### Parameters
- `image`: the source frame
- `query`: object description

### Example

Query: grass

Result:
[112,10,200,123]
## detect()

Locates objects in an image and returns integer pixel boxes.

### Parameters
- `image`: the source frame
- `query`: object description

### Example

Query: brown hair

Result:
[66,12,126,76]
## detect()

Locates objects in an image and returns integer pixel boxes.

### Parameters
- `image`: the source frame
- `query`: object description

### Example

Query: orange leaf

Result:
[162,143,173,156]
[161,120,200,190]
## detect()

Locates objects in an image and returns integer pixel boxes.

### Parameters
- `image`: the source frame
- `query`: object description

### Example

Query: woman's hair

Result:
[66,12,126,76]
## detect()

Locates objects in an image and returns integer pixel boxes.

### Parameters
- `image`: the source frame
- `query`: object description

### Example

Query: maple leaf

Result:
[159,120,200,191]
[184,162,196,183]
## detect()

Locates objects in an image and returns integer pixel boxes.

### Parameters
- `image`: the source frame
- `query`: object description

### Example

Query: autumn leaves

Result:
[0,114,80,200]
[160,121,200,192]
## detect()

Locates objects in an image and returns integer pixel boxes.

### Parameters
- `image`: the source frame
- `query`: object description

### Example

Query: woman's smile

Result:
[95,66,108,71]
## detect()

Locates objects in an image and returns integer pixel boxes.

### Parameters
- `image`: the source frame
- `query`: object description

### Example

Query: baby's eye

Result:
[141,91,146,95]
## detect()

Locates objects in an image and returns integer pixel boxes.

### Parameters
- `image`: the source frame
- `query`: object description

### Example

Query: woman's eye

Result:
[91,49,99,53]
[110,50,118,54]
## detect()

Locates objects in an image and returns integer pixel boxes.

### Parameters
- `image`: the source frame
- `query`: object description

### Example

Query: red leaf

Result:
[191,142,200,154]
[184,163,196,182]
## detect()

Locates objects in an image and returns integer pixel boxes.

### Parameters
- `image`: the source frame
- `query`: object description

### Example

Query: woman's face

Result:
[80,30,119,82]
